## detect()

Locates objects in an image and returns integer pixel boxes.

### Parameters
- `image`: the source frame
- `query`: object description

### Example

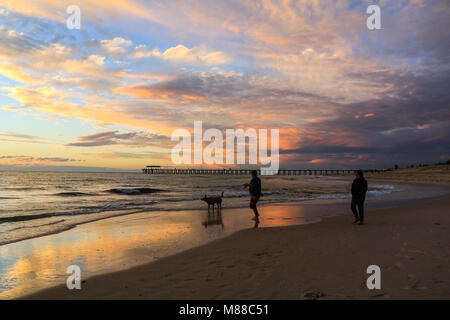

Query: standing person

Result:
[244,170,262,220]
[351,170,368,225]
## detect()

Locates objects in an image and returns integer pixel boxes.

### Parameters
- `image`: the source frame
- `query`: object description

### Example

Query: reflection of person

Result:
[351,170,368,225]
[244,170,262,220]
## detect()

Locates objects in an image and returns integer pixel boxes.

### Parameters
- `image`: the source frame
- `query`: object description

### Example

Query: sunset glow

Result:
[1,0,449,170]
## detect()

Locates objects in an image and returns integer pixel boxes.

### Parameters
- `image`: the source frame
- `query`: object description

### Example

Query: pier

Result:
[142,166,381,175]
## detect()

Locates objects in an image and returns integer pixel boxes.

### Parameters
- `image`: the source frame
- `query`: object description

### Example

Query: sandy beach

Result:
[24,189,450,300]
[365,165,450,186]
[2,0,449,305]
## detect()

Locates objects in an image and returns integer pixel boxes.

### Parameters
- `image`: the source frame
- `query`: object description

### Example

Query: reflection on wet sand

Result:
[0,218,193,298]
[202,209,224,229]
[1,183,447,299]
[0,202,320,299]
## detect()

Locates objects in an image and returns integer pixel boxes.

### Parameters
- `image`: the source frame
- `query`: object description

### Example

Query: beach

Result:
[1,0,449,305]
[24,194,450,300]
[21,179,450,299]
[0,167,447,299]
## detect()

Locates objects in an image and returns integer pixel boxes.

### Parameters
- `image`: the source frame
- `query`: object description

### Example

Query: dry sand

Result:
[25,194,450,300]
[365,164,450,186]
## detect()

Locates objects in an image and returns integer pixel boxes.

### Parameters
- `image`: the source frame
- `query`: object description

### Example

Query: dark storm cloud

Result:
[281,64,450,167]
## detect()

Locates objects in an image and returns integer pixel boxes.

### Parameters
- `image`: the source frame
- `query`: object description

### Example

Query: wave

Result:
[1,212,59,223]
[0,187,46,191]
[54,192,96,197]
[370,184,396,190]
[106,188,163,195]
[0,184,397,224]
[157,190,282,202]
[160,196,197,202]
[286,194,350,202]
[0,201,158,223]
[7,219,66,232]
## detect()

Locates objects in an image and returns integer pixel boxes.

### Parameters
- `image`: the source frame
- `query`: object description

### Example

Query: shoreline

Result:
[21,190,450,300]
[2,179,447,247]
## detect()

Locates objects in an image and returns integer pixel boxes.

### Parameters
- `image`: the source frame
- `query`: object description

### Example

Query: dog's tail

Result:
[221,191,224,197]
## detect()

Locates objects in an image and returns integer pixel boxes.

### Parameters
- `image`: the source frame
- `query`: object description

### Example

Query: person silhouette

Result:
[351,170,368,225]
[244,170,262,221]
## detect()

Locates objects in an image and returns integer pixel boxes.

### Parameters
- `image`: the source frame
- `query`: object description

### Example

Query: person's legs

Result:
[250,196,260,219]
[351,199,359,221]
[357,199,365,223]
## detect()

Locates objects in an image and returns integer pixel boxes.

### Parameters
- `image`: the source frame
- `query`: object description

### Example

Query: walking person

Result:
[244,170,262,221]
[351,170,368,225]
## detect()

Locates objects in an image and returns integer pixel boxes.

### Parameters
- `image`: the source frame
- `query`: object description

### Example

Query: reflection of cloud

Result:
[0,215,192,298]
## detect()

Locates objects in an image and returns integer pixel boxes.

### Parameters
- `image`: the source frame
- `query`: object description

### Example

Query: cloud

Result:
[0,131,50,144]
[0,0,449,169]
[101,37,133,57]
[0,63,40,84]
[37,157,82,162]
[0,0,155,23]
[116,69,327,108]
[0,155,83,164]
[159,45,229,65]
[131,44,229,65]
[80,151,171,160]
[0,131,41,139]
[66,130,170,147]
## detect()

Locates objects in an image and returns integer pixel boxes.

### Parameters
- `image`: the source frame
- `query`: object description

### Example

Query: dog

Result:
[201,191,224,211]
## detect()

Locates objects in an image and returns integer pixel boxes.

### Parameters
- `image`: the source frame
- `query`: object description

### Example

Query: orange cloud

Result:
[0,63,40,84]
[0,0,155,23]
[310,158,328,164]
[115,84,210,103]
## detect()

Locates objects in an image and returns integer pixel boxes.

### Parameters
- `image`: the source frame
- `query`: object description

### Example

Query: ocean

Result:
[2,171,450,299]
[0,171,396,246]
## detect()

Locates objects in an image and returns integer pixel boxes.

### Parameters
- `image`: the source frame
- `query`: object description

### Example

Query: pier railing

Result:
[142,168,381,175]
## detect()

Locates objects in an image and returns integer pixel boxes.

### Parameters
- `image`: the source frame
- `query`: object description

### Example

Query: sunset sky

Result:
[0,0,449,171]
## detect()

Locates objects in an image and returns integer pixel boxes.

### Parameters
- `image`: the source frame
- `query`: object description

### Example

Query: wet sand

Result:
[24,193,450,300]
[4,181,445,299]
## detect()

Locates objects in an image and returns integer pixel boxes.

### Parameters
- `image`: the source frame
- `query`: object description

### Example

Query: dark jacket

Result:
[351,178,368,199]
[249,177,261,197]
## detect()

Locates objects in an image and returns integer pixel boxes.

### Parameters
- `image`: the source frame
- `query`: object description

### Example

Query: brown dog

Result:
[201,192,223,211]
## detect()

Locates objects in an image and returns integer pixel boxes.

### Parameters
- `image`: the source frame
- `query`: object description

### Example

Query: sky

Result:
[0,0,449,171]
